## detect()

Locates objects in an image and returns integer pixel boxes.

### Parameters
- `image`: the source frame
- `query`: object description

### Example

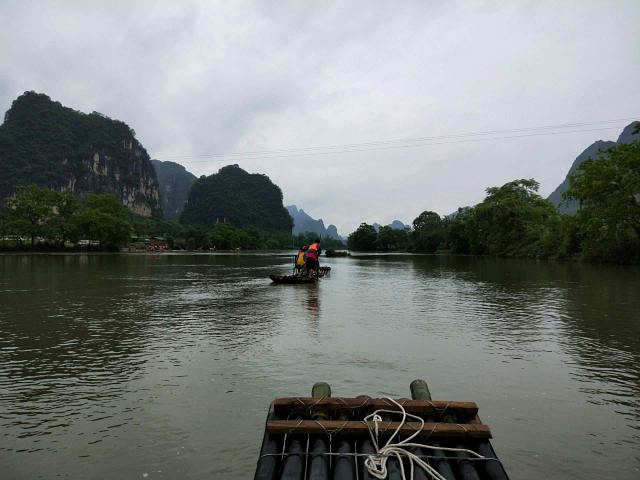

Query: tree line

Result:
[348,140,640,264]
[0,185,346,251]
[0,186,133,250]
[3,138,636,259]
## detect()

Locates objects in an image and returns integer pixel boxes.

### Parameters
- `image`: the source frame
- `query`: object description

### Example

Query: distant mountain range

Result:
[548,121,639,213]
[0,92,294,229]
[286,205,341,239]
[6,91,634,230]
[372,220,411,232]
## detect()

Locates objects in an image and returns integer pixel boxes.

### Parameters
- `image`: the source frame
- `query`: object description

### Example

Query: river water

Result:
[0,253,638,479]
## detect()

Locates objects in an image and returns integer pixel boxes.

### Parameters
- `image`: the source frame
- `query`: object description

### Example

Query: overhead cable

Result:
[157,117,638,163]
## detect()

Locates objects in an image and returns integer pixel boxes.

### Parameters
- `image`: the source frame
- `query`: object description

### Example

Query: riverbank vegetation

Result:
[0,184,345,251]
[0,185,133,250]
[2,139,636,261]
[348,141,640,264]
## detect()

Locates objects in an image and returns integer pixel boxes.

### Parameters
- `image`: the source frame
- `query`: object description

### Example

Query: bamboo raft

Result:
[254,379,510,480]
[270,275,317,284]
[270,267,331,284]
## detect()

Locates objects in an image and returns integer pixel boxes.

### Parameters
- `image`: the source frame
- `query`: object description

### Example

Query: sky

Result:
[1,0,639,235]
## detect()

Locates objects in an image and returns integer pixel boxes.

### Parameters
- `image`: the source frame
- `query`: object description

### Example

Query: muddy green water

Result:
[0,253,639,479]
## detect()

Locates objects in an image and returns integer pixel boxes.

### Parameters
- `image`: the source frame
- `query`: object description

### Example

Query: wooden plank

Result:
[272,398,479,417]
[266,420,492,439]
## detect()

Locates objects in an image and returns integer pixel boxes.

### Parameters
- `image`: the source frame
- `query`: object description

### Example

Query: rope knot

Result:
[364,452,388,479]
[362,397,485,480]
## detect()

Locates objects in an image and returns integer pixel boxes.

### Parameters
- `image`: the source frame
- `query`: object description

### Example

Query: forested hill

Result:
[548,121,639,213]
[180,164,293,231]
[0,91,161,217]
[151,159,196,220]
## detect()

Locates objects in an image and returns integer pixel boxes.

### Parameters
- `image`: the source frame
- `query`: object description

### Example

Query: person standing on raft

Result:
[295,245,307,274]
[305,239,321,276]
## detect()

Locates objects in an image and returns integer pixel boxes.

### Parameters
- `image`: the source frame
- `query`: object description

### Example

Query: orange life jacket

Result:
[306,242,320,260]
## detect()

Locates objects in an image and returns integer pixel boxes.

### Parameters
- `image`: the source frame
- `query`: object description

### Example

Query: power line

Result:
[189,126,626,162]
[156,117,637,163]
[165,117,636,158]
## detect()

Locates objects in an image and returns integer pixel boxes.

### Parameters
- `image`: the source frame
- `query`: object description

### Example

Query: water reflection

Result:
[306,286,321,335]
[556,265,640,430]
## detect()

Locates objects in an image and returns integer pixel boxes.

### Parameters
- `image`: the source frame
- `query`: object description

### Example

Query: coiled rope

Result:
[363,397,485,480]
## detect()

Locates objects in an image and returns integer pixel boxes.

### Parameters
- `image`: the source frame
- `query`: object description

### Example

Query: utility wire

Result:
[157,117,637,163]
[164,117,635,158]
[188,126,624,162]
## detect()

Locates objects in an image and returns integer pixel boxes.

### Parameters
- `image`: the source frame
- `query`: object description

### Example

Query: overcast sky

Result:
[1,1,639,234]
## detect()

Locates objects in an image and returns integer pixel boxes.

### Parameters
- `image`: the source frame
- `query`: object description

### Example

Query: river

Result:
[0,253,638,479]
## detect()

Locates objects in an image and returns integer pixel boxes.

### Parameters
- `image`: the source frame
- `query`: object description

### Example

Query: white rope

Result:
[363,397,485,480]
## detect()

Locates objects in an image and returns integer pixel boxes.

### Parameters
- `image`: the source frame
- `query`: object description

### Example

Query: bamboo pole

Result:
[309,383,331,480]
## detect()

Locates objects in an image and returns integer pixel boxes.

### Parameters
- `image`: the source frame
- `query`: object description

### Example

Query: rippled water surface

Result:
[1,253,639,479]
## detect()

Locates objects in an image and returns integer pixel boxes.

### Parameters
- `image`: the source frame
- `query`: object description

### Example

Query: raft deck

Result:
[255,379,510,480]
[270,266,331,284]
[270,274,317,284]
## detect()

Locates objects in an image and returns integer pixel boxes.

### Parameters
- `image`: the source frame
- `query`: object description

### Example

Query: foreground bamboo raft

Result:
[254,380,510,480]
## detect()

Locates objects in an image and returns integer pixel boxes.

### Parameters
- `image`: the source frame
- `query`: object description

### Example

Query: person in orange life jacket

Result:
[295,245,308,274]
[305,239,321,275]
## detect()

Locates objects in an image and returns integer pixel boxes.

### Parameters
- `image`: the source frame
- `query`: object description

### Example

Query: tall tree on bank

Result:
[5,185,55,246]
[4,185,79,246]
[448,207,477,254]
[41,191,78,246]
[411,210,445,253]
[74,194,133,248]
[475,179,562,256]
[565,141,640,263]
[376,225,409,251]
[446,179,562,257]
[348,223,378,251]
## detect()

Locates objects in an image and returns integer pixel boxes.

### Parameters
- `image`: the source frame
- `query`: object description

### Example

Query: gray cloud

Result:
[1,0,639,234]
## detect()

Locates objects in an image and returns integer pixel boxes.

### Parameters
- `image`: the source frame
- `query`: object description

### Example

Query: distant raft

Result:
[254,379,510,480]
[325,249,350,257]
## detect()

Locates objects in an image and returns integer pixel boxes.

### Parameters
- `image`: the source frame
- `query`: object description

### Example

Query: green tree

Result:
[376,225,408,251]
[411,210,444,253]
[0,201,9,245]
[209,223,240,250]
[5,184,54,246]
[42,191,79,245]
[445,180,562,257]
[347,223,378,251]
[473,179,561,257]
[183,226,209,250]
[447,207,478,254]
[565,142,640,262]
[83,193,131,217]
[74,193,133,248]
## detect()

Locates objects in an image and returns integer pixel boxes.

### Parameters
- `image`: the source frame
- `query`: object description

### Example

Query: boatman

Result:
[305,238,322,276]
